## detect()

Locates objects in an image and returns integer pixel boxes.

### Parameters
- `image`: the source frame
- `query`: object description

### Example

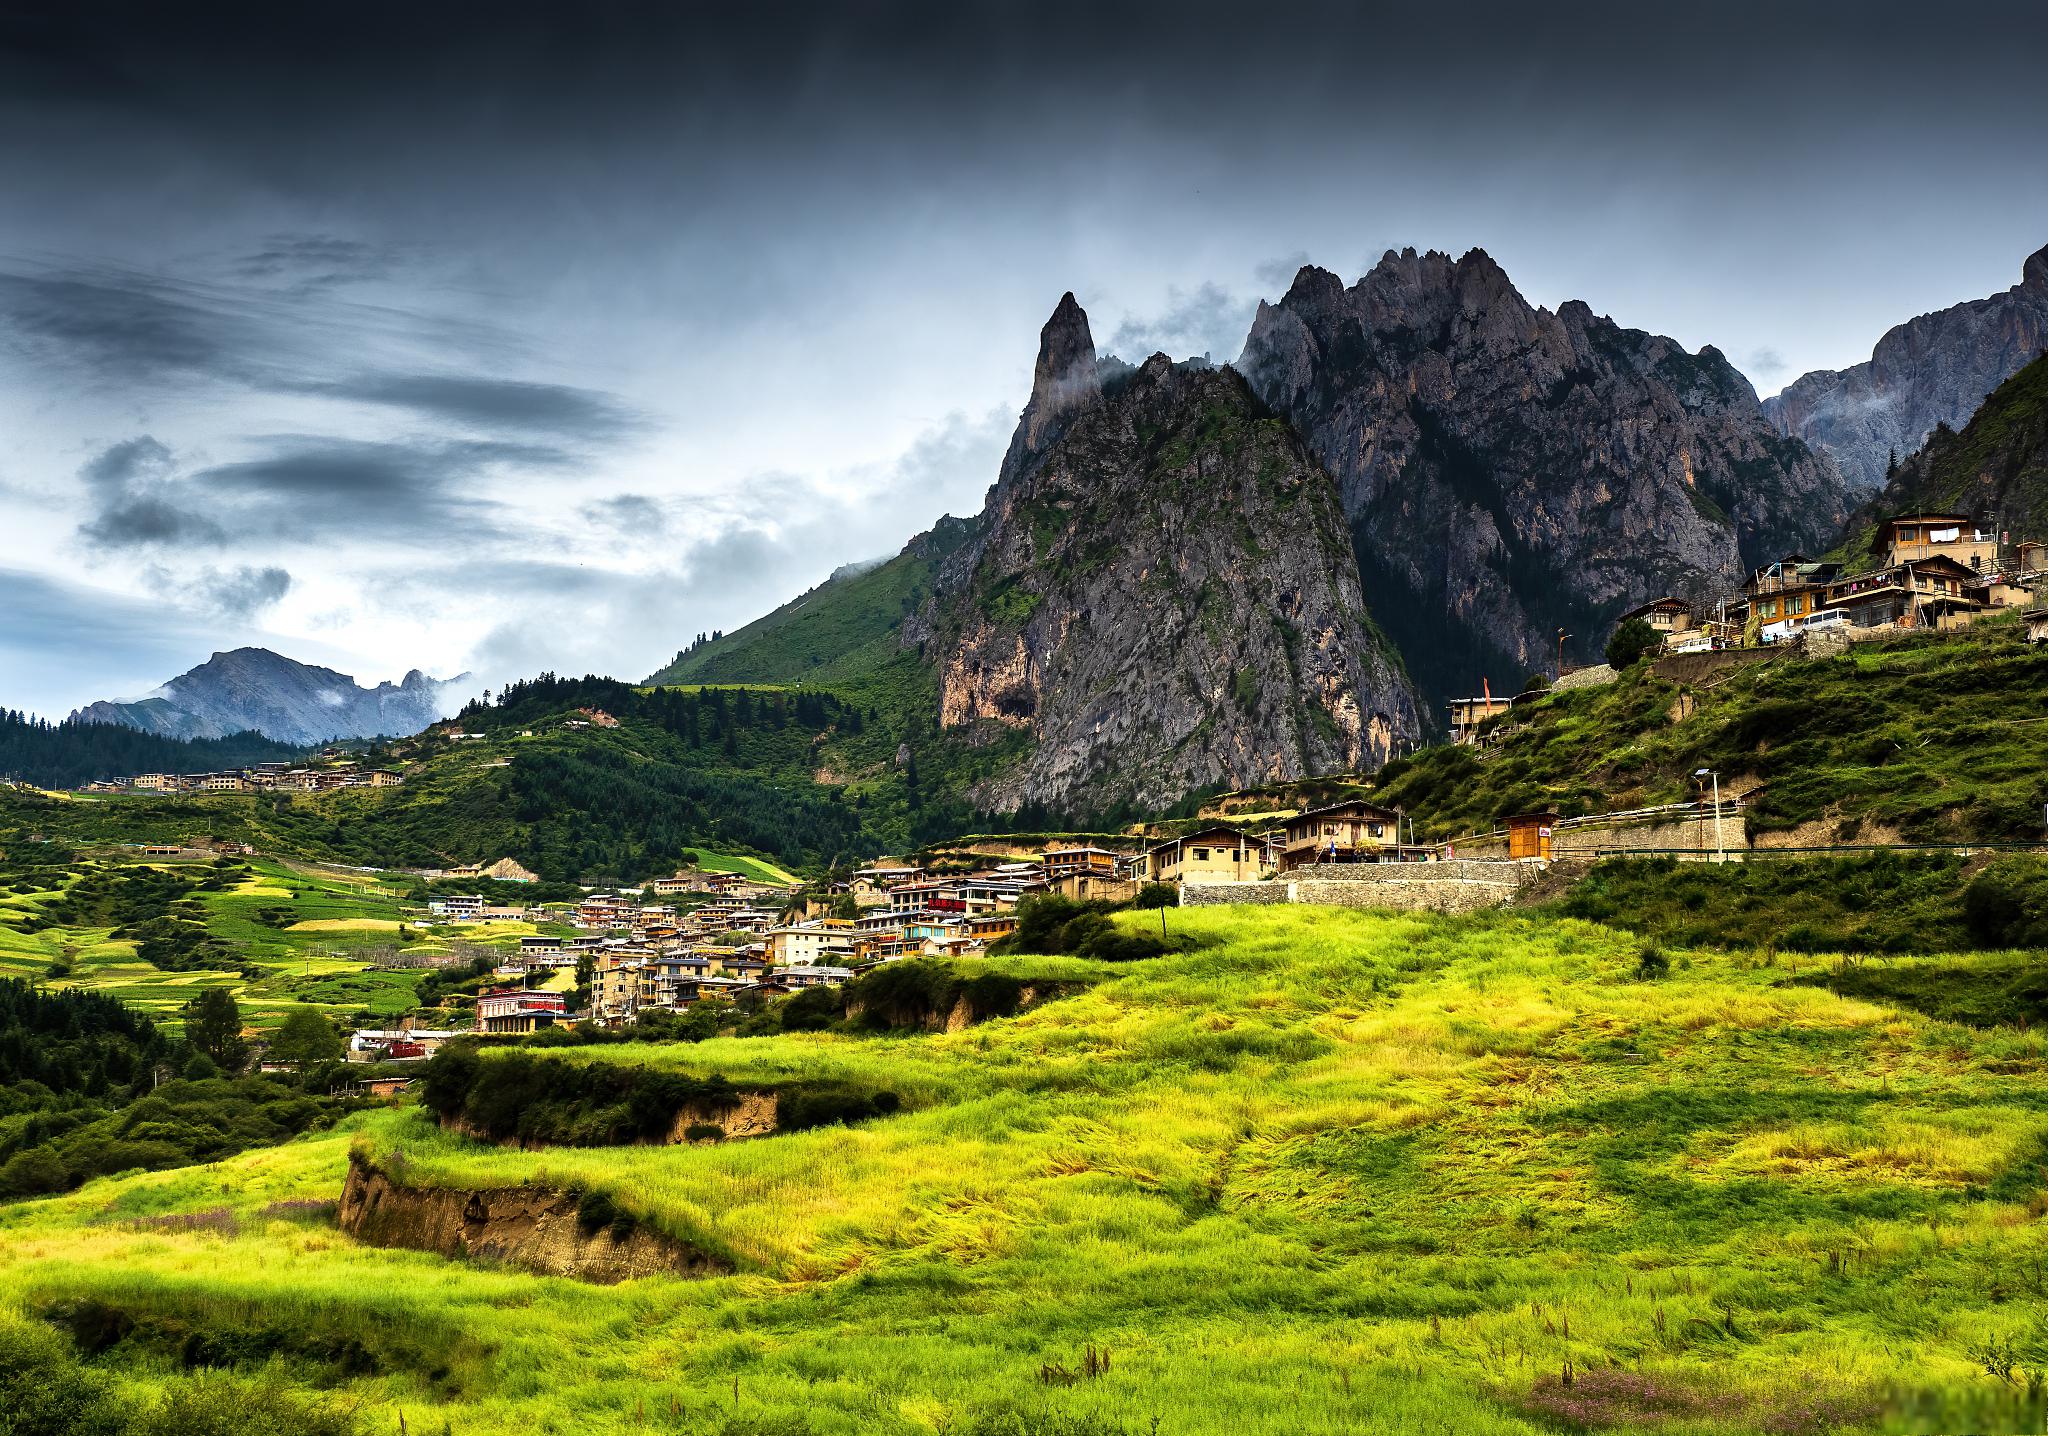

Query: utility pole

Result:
[1556,630,1571,679]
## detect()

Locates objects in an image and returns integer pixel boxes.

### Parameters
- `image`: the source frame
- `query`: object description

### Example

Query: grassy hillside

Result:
[647,517,975,687]
[0,846,534,1031]
[1231,617,2048,844]
[5,904,2047,1433]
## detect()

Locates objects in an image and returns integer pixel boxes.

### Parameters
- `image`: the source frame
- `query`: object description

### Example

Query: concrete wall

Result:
[1551,664,1618,692]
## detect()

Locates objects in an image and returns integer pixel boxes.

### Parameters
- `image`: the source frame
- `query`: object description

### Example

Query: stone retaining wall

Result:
[1181,859,1536,915]
[1553,812,1743,856]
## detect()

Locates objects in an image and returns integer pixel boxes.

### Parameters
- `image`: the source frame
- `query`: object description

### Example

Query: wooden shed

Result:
[1506,812,1558,861]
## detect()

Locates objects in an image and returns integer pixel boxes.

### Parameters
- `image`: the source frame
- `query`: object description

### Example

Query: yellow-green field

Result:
[4,906,2044,1435]
[0,853,529,1026]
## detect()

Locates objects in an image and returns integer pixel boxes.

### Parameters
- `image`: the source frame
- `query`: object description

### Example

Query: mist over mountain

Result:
[1766,243,2048,493]
[70,647,470,747]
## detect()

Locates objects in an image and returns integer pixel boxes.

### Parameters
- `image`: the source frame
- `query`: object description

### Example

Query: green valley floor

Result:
[3,906,2046,1435]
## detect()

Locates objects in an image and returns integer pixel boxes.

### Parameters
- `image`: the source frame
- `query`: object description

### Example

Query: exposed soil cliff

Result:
[338,1154,726,1282]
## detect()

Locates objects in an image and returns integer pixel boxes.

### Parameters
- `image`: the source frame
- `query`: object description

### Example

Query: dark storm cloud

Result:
[192,436,551,534]
[76,436,226,547]
[292,374,646,440]
[198,564,292,617]
[0,266,273,384]
[579,493,670,535]
[231,234,402,289]
[76,434,551,549]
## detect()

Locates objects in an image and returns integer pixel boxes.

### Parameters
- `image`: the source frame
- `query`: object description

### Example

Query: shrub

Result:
[1131,883,1178,910]
[1635,945,1671,980]
[1605,617,1663,670]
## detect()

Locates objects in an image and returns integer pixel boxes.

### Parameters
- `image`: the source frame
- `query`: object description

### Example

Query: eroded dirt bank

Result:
[337,1153,726,1283]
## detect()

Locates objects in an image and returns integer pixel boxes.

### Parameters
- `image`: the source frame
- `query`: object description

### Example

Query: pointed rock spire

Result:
[2024,243,2048,292]
[1022,291,1100,451]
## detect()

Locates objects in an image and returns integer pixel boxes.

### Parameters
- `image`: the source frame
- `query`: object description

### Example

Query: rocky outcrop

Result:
[1239,248,1847,701]
[337,1154,725,1282]
[915,295,1420,814]
[1766,243,2048,493]
[70,647,468,745]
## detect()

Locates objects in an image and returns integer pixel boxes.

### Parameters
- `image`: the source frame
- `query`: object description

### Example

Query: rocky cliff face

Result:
[911,296,1419,815]
[71,647,467,745]
[1239,248,1847,700]
[1766,244,2048,494]
[1849,353,2048,547]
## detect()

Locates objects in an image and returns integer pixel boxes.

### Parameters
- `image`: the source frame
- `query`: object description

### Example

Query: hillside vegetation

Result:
[1836,352,2048,567]
[4,906,2046,1433]
[1345,619,2048,843]
[0,709,304,790]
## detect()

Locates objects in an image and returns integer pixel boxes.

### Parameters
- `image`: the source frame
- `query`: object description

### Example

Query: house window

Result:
[1369,824,1384,837]
[1898,526,1917,542]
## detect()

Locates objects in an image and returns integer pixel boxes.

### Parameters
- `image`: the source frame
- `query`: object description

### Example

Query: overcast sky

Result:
[3,0,2045,718]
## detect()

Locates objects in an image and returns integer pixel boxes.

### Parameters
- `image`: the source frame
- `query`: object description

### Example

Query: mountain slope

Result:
[647,521,975,687]
[1766,243,2048,493]
[1843,353,2048,551]
[1239,248,1846,703]
[908,297,1419,813]
[70,648,468,746]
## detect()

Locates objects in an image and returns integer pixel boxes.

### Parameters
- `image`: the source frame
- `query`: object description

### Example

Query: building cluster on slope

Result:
[80,759,403,795]
[1447,511,2048,744]
[1651,512,2048,652]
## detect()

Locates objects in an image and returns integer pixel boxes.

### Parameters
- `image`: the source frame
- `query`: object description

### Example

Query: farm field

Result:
[0,850,519,1030]
[4,906,2045,1435]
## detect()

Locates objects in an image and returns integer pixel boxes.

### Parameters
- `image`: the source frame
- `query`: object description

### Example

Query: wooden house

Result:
[1277,801,1399,872]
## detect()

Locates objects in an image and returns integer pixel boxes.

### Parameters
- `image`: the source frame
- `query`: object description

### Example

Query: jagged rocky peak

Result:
[916,325,1419,814]
[1238,245,1846,705]
[1019,291,1102,453]
[69,647,470,746]
[2026,243,2048,292]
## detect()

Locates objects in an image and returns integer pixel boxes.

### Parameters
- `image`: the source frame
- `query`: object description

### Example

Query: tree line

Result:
[0,709,303,789]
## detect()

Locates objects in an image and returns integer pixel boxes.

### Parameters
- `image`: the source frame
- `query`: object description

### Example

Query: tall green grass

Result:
[4,906,2046,1434]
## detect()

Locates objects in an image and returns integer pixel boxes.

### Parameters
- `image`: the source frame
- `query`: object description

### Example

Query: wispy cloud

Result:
[1106,282,1255,364]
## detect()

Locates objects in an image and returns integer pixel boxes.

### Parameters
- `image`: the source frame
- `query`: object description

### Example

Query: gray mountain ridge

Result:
[70,647,469,747]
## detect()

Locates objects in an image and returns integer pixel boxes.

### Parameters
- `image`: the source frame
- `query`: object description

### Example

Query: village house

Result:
[1445,695,1513,745]
[1142,825,1271,885]
[766,920,857,967]
[1616,596,1699,639]
[1277,800,1401,872]
[1879,512,1998,573]
[476,987,568,1035]
[1041,846,1120,885]
[427,894,486,920]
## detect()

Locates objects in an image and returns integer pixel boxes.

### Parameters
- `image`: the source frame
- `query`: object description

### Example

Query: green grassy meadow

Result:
[4,905,2045,1434]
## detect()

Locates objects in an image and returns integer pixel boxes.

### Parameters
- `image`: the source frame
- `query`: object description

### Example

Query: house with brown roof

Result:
[1277,800,1400,872]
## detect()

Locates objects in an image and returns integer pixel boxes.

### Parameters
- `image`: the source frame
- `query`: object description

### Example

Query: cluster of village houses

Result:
[350,803,1552,1059]
[80,757,403,795]
[1446,511,2048,741]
